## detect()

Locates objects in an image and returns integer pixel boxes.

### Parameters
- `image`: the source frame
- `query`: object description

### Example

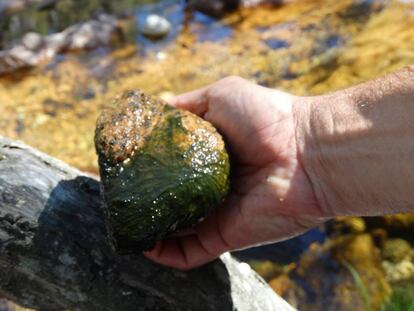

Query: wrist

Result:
[293,69,414,217]
[292,94,342,218]
[293,90,373,218]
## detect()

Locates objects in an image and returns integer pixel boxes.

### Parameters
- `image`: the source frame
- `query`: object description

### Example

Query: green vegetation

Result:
[346,261,414,311]
[344,262,372,311]
[381,287,414,311]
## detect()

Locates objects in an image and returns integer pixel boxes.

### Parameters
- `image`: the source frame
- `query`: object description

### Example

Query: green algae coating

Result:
[95,90,230,252]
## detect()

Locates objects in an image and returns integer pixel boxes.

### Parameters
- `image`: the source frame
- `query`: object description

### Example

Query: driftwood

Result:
[0,137,296,311]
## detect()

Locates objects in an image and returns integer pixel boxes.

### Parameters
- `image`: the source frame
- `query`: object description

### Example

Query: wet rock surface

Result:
[186,0,241,17]
[95,90,230,251]
[0,298,31,311]
[0,14,121,74]
[288,234,392,311]
[249,217,414,311]
[141,14,172,39]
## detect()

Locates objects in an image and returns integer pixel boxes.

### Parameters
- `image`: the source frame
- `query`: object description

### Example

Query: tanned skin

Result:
[144,67,414,270]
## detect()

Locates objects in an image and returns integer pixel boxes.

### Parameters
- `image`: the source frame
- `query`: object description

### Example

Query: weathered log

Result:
[0,137,296,311]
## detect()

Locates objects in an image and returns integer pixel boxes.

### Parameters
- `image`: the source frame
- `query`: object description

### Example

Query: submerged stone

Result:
[95,90,230,252]
[186,0,240,18]
[382,238,412,263]
[141,14,171,40]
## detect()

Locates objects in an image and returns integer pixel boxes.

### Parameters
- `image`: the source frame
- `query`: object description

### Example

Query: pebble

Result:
[238,262,252,276]
[141,14,171,39]
[383,259,414,282]
[186,0,239,17]
[21,32,44,50]
[156,51,168,61]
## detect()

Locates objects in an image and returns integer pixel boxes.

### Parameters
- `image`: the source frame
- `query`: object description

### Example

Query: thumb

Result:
[169,87,210,117]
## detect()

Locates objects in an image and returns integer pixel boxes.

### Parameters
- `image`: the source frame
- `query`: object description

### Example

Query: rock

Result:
[185,0,294,17]
[336,234,381,266]
[95,90,230,252]
[186,0,240,18]
[0,298,34,311]
[0,14,121,75]
[327,217,366,236]
[21,33,44,50]
[291,234,391,311]
[269,274,294,297]
[0,0,61,17]
[155,52,168,61]
[141,14,171,40]
[383,259,414,283]
[371,228,388,248]
[366,214,414,233]
[382,238,412,263]
[380,238,414,283]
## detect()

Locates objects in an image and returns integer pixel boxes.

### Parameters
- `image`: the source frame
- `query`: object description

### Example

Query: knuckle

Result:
[220,75,244,84]
[207,76,245,100]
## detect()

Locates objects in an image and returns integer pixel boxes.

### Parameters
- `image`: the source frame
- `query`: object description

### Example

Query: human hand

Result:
[144,76,328,270]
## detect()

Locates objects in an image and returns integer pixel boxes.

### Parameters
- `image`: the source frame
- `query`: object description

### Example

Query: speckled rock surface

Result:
[95,90,230,251]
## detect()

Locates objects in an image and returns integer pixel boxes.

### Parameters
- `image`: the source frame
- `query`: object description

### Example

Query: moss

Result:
[95,90,230,251]
[382,239,412,263]
[381,286,414,311]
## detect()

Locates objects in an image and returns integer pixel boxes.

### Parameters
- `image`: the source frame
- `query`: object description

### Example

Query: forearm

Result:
[295,66,414,217]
